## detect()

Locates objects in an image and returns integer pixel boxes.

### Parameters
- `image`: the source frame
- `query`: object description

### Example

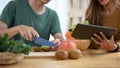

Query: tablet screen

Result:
[72,24,117,39]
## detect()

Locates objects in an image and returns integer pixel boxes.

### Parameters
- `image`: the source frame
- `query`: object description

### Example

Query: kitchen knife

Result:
[34,37,56,46]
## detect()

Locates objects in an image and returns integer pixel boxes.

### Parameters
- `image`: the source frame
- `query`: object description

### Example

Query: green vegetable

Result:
[83,20,89,25]
[0,34,9,52]
[70,20,89,32]
[0,34,32,55]
[71,24,77,32]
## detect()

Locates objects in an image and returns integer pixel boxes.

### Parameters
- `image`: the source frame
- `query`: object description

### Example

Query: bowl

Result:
[75,39,91,51]
[0,52,24,65]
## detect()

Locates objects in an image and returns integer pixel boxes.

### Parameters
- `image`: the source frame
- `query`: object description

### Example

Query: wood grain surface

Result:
[0,42,120,68]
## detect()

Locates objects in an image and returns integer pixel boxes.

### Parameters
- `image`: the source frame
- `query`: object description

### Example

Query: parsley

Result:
[0,34,32,55]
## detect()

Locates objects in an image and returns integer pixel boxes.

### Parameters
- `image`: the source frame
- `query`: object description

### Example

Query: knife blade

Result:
[34,37,56,46]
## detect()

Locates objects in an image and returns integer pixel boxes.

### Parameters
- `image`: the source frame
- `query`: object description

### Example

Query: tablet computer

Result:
[72,24,117,39]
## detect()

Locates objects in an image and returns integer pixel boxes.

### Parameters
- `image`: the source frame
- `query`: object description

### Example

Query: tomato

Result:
[59,40,77,52]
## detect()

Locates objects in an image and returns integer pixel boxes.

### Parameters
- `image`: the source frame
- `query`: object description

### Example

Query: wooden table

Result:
[0,49,120,68]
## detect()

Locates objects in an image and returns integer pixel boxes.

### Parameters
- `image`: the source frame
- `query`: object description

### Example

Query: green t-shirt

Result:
[0,0,62,46]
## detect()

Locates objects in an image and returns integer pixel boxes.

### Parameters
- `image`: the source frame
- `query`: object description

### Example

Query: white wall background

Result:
[0,0,10,15]
[46,0,69,40]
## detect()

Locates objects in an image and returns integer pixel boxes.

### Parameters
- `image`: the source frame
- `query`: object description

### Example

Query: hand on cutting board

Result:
[91,32,117,51]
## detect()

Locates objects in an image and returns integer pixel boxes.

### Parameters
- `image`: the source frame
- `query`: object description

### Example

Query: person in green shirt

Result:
[0,0,63,47]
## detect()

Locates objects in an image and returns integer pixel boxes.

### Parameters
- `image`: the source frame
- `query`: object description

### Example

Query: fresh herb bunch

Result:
[0,34,32,55]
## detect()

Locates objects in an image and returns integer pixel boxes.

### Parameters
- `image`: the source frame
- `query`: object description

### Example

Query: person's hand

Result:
[50,39,61,51]
[16,25,39,41]
[91,32,117,51]
[52,38,61,45]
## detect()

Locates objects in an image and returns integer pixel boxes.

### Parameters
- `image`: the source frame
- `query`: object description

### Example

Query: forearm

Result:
[54,33,64,40]
[0,21,39,41]
[0,26,19,39]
